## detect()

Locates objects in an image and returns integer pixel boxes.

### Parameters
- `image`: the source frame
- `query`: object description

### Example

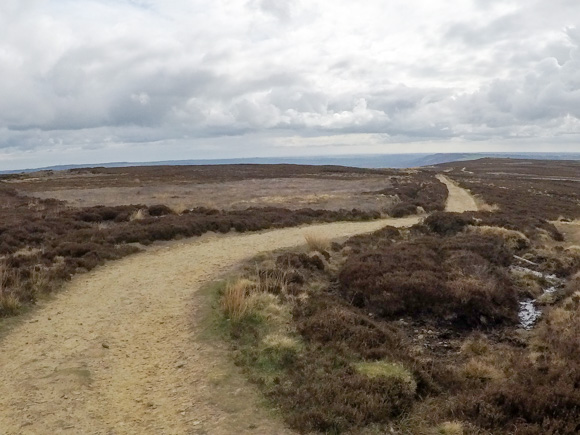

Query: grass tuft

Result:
[0,263,22,316]
[437,421,464,435]
[354,360,417,392]
[304,233,330,253]
[129,208,148,221]
[467,225,529,250]
[220,278,255,322]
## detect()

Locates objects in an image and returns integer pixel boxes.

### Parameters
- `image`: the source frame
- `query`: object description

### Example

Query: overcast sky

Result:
[1,0,579,169]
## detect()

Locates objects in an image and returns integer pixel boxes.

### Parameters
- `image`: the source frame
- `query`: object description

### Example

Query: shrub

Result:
[272,357,416,433]
[424,212,474,236]
[390,203,418,217]
[372,172,448,216]
[338,234,518,328]
[147,204,174,217]
[295,301,403,359]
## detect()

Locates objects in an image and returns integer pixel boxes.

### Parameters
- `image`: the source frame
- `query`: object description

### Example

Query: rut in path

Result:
[0,217,421,435]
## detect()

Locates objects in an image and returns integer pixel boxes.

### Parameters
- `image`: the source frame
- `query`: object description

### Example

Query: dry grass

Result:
[554,220,580,246]
[27,176,396,212]
[473,197,499,212]
[262,333,303,356]
[220,278,255,322]
[354,360,417,392]
[462,359,503,381]
[129,208,148,221]
[304,233,330,252]
[0,263,22,316]
[437,421,464,435]
[510,268,543,298]
[460,335,490,356]
[0,292,21,316]
[467,225,529,250]
[169,202,189,215]
[254,268,290,295]
[29,266,50,296]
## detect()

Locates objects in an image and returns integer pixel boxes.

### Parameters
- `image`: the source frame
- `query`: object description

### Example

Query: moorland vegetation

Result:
[215,159,580,434]
[0,165,445,317]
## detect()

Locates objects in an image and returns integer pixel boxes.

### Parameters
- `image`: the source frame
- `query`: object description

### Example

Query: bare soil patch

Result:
[28,177,397,211]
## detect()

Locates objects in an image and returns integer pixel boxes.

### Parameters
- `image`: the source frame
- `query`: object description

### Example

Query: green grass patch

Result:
[354,360,417,392]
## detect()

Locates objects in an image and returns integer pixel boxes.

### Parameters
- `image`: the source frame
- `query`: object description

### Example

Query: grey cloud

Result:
[250,0,294,21]
[445,12,522,47]
[0,0,579,169]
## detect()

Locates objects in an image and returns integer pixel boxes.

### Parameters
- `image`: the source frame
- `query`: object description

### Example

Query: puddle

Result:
[511,265,565,330]
[518,300,541,329]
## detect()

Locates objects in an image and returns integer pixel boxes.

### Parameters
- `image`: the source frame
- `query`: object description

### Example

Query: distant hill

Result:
[1,152,579,174]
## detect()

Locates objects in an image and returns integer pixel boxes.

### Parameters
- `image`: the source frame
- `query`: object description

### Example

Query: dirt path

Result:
[0,217,421,435]
[436,174,479,212]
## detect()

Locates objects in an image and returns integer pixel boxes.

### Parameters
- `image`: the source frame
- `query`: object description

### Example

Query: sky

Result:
[0,0,579,169]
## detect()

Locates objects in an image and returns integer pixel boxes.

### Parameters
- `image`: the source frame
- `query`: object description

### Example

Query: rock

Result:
[102,343,110,349]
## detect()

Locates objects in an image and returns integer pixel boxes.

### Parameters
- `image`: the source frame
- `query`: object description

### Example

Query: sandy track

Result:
[436,174,479,212]
[0,216,421,435]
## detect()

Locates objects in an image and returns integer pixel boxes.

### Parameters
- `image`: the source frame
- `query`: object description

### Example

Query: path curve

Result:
[436,174,479,212]
[0,216,420,435]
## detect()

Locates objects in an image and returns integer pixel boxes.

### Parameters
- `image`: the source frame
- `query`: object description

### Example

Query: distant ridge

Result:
[1,152,579,174]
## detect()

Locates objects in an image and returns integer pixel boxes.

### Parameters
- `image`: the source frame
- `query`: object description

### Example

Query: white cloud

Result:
[0,0,579,169]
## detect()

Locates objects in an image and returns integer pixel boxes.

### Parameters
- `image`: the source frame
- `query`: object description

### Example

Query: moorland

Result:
[214,158,580,434]
[0,159,579,434]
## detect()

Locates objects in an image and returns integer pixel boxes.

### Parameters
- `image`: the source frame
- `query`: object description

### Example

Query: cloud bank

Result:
[0,0,579,168]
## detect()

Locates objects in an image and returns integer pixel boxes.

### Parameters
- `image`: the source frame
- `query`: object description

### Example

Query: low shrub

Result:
[338,233,518,328]
[424,212,474,236]
[147,204,174,217]
[369,171,448,217]
[295,300,403,359]
[390,203,418,217]
[273,361,416,433]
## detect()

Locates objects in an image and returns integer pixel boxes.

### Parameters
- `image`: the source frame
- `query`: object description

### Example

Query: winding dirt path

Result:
[436,174,479,212]
[0,176,479,434]
[0,217,421,435]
